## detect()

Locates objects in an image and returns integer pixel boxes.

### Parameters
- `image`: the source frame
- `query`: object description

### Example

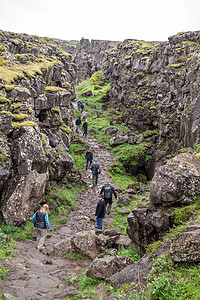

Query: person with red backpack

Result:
[100,182,117,215]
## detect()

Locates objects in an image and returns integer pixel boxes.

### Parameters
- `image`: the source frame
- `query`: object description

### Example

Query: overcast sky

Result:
[1,0,200,42]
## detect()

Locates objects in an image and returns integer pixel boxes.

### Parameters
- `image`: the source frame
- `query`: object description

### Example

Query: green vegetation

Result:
[0,54,62,84]
[59,124,72,134]
[146,254,200,300]
[69,138,88,171]
[13,113,28,121]
[45,179,87,225]
[90,71,103,85]
[1,222,34,241]
[0,92,11,105]
[44,86,67,93]
[12,120,37,129]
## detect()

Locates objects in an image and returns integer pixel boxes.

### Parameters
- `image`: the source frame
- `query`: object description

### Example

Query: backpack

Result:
[92,163,99,174]
[104,185,111,199]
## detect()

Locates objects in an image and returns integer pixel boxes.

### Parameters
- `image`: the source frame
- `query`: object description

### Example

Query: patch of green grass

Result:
[117,245,141,262]
[69,139,87,171]
[66,250,88,260]
[1,221,34,241]
[146,254,200,300]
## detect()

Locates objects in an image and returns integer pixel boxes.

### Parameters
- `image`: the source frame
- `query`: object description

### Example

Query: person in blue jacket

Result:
[32,204,50,251]
[95,194,106,230]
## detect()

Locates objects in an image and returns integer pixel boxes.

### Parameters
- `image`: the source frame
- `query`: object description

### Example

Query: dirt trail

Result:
[0,132,119,299]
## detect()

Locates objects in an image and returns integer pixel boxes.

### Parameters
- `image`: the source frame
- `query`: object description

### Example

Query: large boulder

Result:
[107,254,152,289]
[150,154,200,207]
[1,170,47,226]
[127,207,171,254]
[86,256,134,279]
[109,135,129,147]
[170,220,200,263]
[71,230,100,259]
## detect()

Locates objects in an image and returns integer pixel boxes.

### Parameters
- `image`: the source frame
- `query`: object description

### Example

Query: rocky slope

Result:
[0,30,77,226]
[72,31,200,177]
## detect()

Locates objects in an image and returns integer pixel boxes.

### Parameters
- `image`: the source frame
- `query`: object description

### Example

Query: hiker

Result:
[91,159,100,187]
[100,182,117,215]
[32,204,50,251]
[75,116,81,133]
[85,147,93,170]
[95,194,106,230]
[80,103,84,113]
[82,119,88,138]
[77,99,82,111]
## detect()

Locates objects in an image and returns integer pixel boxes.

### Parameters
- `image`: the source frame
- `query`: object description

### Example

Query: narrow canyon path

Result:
[0,132,120,299]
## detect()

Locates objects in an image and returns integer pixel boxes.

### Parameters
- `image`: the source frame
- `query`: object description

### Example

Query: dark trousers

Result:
[86,159,92,170]
[92,173,98,187]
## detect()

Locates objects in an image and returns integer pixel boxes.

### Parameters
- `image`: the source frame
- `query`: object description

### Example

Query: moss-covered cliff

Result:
[0,30,76,225]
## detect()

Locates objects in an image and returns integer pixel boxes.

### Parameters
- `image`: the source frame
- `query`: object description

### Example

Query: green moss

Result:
[167,63,182,68]
[65,82,71,88]
[0,154,7,162]
[12,103,23,109]
[0,44,8,52]
[174,169,182,175]
[44,86,67,93]
[0,111,12,115]
[28,108,34,113]
[51,107,60,113]
[59,124,72,134]
[0,92,11,105]
[44,148,50,156]
[12,121,37,129]
[11,38,21,45]
[125,55,132,60]
[40,133,47,146]
[4,85,16,92]
[90,71,103,85]
[0,54,62,83]
[13,113,28,121]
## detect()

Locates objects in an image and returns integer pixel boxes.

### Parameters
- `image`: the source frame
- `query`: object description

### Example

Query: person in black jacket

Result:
[90,159,100,187]
[100,182,117,215]
[75,116,81,133]
[85,147,93,170]
[95,194,106,230]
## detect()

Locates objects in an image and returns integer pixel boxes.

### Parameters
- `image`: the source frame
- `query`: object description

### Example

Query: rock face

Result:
[127,153,200,253]
[170,220,200,263]
[150,153,200,207]
[71,230,100,259]
[72,31,200,177]
[0,31,76,225]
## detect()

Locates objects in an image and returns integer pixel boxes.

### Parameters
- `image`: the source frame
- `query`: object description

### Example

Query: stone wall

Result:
[0,30,76,225]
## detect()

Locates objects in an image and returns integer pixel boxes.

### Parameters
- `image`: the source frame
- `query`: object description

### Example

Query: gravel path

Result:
[0,132,119,299]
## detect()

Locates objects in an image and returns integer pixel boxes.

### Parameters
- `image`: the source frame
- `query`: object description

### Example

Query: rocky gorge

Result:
[1,29,200,298]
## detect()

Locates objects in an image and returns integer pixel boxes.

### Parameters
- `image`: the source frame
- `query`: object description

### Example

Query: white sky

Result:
[1,0,200,42]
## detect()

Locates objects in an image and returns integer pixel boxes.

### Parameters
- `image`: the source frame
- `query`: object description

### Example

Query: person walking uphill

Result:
[32,204,50,251]
[82,119,88,138]
[75,116,81,133]
[85,147,93,170]
[95,194,106,230]
[100,182,117,215]
[91,159,100,187]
